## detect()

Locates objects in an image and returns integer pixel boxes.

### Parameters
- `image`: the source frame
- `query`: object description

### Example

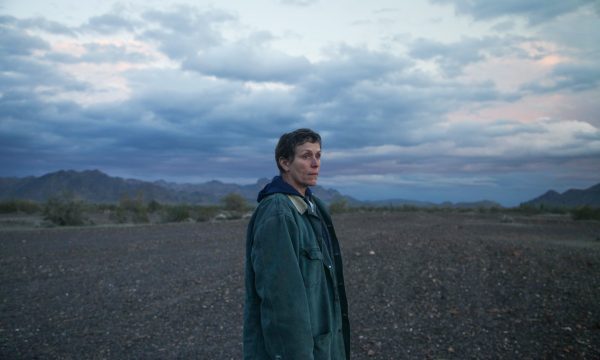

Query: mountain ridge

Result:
[2,169,597,208]
[523,183,600,208]
[0,170,347,205]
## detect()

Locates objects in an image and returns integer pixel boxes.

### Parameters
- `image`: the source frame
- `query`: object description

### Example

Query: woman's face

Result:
[280,141,321,196]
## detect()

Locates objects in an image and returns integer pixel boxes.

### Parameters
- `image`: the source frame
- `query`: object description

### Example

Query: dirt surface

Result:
[1,212,599,359]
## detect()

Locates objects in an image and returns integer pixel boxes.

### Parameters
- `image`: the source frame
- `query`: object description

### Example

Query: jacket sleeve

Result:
[251,212,314,359]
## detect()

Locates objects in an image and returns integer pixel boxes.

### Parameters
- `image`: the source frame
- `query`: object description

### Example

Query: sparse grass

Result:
[0,200,41,214]
[3,195,598,227]
[328,203,598,222]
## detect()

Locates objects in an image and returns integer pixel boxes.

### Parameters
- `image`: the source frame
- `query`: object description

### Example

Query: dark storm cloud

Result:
[183,38,312,83]
[80,13,138,34]
[21,18,74,35]
[537,9,600,56]
[521,63,600,94]
[140,7,234,60]
[409,37,485,77]
[0,7,521,168]
[43,42,152,64]
[0,19,49,56]
[430,0,597,25]
[0,21,89,94]
[490,20,516,32]
[1,5,598,203]
[408,35,527,77]
[0,15,75,36]
[289,42,520,150]
[309,46,408,87]
[0,89,230,178]
[0,57,88,98]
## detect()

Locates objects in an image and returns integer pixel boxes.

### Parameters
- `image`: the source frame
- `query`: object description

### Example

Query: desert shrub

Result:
[0,199,41,214]
[195,205,220,222]
[511,204,572,216]
[115,194,149,223]
[220,193,250,220]
[513,204,543,215]
[162,204,191,223]
[571,206,600,221]
[222,193,249,212]
[424,206,444,213]
[43,193,86,226]
[329,198,349,214]
[147,200,162,213]
[0,201,18,213]
[550,207,569,215]
[109,206,129,224]
[95,203,117,212]
[488,206,502,214]
[397,205,420,212]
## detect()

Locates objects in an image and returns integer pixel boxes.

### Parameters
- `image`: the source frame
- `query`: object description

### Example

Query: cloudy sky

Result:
[1,0,599,205]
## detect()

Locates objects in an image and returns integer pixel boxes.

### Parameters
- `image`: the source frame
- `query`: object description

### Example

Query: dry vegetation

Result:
[1,212,599,359]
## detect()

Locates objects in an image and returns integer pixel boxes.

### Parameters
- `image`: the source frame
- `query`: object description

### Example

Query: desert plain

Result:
[1,211,599,359]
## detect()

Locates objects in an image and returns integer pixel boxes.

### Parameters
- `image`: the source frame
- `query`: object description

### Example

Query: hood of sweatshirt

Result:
[256,175,313,203]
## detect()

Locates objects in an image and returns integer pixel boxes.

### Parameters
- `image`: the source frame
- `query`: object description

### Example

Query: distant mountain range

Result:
[0,170,347,205]
[522,183,600,208]
[1,170,597,208]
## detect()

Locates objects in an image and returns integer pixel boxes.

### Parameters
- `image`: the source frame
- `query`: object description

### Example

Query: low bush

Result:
[571,206,600,221]
[221,193,249,213]
[512,203,570,216]
[329,198,349,214]
[195,206,221,222]
[43,193,86,226]
[0,199,41,214]
[162,204,191,223]
[106,197,148,224]
[148,200,162,213]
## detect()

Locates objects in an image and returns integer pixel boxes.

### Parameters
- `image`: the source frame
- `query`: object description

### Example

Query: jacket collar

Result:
[287,195,308,214]
[287,194,319,216]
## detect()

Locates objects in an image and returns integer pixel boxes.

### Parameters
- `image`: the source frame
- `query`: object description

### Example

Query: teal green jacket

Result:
[243,193,350,359]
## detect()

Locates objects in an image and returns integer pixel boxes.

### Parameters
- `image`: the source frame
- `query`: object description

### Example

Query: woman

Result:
[243,129,350,359]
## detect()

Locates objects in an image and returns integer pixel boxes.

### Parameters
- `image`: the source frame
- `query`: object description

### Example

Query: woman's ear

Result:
[279,157,290,172]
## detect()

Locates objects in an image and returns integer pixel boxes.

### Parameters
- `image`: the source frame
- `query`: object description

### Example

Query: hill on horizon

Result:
[522,183,600,208]
[0,169,348,205]
[1,169,597,208]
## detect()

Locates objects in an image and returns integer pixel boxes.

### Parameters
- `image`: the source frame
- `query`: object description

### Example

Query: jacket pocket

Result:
[300,248,324,288]
[313,331,332,360]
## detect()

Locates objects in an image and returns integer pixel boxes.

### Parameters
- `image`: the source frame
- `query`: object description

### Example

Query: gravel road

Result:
[1,212,599,359]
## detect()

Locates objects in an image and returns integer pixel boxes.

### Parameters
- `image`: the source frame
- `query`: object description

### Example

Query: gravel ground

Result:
[1,212,599,359]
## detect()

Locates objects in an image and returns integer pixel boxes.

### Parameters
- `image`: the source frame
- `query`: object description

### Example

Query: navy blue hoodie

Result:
[257,175,313,203]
